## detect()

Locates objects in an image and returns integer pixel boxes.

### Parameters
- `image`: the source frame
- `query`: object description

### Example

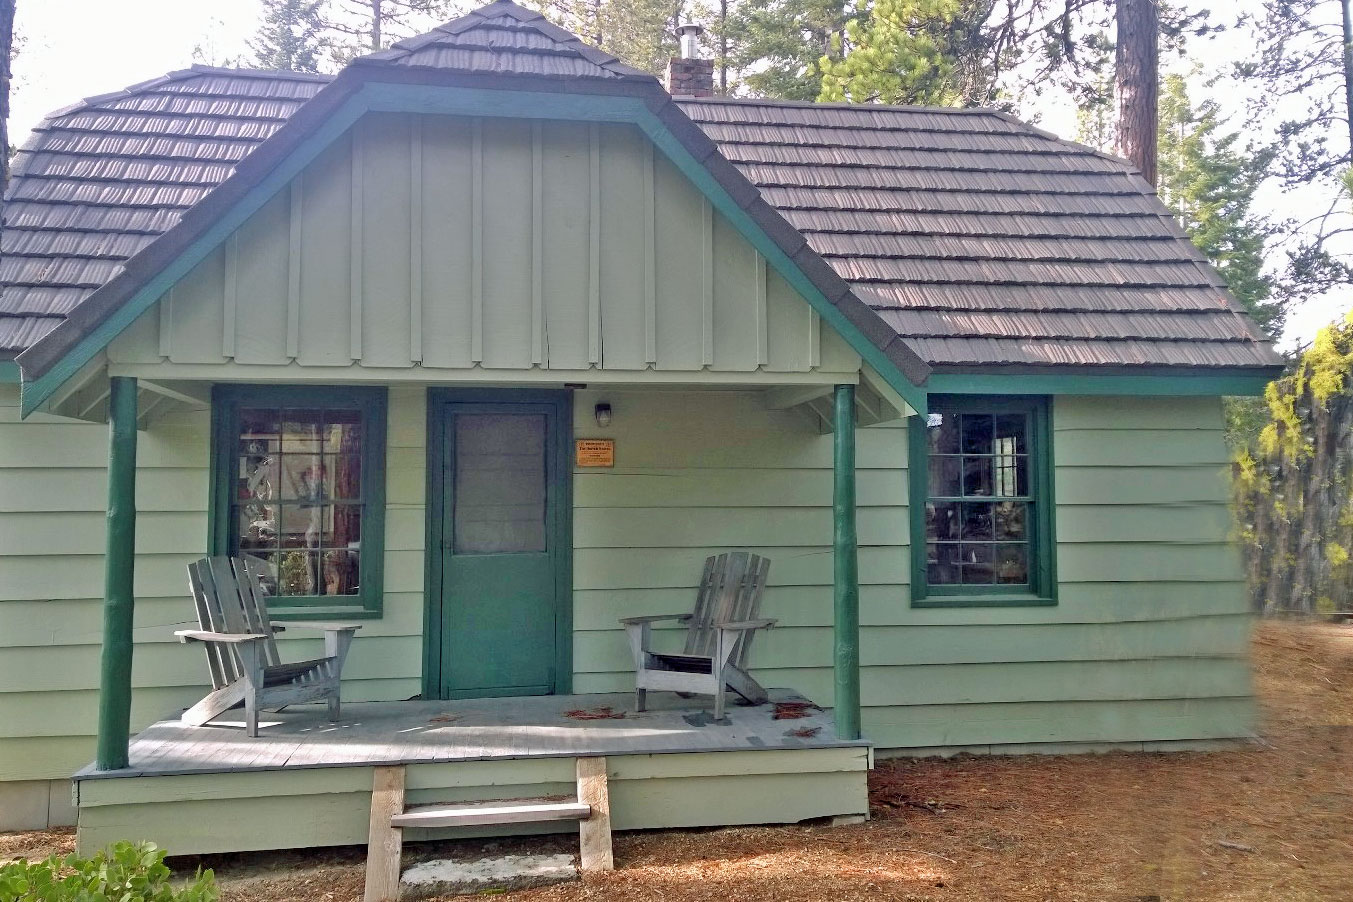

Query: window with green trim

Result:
[211,386,387,617]
[910,395,1055,607]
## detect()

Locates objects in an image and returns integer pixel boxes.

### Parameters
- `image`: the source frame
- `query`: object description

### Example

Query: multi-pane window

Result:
[911,396,1054,604]
[212,387,386,616]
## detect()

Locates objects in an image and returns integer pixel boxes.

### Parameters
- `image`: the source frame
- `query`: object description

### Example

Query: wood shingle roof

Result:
[0,0,1280,374]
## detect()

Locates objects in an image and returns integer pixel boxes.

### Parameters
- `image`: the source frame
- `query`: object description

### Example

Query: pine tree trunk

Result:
[1115,0,1159,186]
[1342,0,1353,156]
[719,0,728,94]
[1,0,14,200]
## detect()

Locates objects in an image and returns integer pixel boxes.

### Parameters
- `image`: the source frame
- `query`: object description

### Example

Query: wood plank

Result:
[390,800,589,827]
[587,123,601,365]
[576,757,613,871]
[471,118,484,364]
[363,765,405,902]
[409,116,423,363]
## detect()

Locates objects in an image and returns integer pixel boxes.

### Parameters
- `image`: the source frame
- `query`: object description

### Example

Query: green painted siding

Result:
[74,748,869,856]
[0,384,426,782]
[569,392,1253,749]
[0,387,1252,792]
[103,113,858,385]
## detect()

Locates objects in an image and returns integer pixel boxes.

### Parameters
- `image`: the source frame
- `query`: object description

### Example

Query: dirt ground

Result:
[5,620,1352,901]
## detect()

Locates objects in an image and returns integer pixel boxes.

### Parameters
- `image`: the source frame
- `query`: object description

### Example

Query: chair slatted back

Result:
[187,556,280,689]
[682,552,771,666]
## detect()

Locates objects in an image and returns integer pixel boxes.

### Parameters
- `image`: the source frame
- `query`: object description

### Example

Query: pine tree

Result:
[518,0,683,77]
[1,0,13,196]
[1156,73,1284,336]
[816,0,962,105]
[322,0,459,62]
[251,0,327,73]
[718,0,851,100]
[1239,0,1353,300]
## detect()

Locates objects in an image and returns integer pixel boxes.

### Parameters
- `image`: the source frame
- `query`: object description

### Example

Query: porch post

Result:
[96,376,138,771]
[832,383,861,741]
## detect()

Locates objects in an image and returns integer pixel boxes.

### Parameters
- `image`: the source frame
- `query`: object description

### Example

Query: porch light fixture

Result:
[594,403,612,427]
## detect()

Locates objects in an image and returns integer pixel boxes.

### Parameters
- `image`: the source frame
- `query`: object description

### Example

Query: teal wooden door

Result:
[435,400,567,698]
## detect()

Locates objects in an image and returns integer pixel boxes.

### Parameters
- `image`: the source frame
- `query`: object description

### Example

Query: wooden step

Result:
[391,799,591,829]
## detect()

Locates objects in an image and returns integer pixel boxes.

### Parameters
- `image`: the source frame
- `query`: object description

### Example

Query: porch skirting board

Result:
[73,749,870,856]
[0,779,77,831]
[874,736,1258,759]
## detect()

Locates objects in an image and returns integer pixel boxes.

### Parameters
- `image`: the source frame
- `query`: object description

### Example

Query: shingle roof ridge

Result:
[357,0,651,79]
[180,64,333,82]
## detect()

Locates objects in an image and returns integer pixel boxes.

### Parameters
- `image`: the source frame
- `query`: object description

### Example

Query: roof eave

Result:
[15,64,932,416]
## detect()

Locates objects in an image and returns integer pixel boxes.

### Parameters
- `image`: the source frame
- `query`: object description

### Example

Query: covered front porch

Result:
[73,690,871,856]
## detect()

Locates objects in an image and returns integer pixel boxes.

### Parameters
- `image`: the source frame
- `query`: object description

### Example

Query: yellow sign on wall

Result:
[575,439,615,468]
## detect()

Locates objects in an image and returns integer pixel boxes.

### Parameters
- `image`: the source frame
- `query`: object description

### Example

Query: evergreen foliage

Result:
[816,0,960,105]
[518,0,683,76]
[1234,313,1353,614]
[1156,73,1283,337]
[322,0,459,61]
[1238,0,1353,301]
[250,0,327,72]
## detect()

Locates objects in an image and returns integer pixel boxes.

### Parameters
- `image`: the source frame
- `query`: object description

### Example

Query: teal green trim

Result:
[909,394,1057,608]
[23,81,926,417]
[910,594,1058,609]
[209,384,388,620]
[924,373,1274,397]
[20,97,374,418]
[424,388,573,701]
[96,376,137,771]
[832,384,861,741]
[0,361,19,383]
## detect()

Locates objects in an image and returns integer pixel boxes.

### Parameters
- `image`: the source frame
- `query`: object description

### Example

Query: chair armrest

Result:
[175,629,268,644]
[282,621,363,633]
[717,619,776,631]
[619,613,693,626]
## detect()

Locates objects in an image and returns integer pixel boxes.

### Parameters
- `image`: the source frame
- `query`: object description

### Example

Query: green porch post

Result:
[833,383,861,741]
[96,376,138,771]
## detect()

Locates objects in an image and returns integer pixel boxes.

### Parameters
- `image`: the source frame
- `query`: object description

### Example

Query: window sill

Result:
[911,593,1057,609]
[269,605,383,621]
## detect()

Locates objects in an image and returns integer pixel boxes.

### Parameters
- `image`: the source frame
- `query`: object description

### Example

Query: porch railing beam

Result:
[96,376,138,771]
[832,383,861,741]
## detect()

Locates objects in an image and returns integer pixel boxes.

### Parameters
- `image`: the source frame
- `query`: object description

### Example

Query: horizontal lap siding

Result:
[1,386,1251,784]
[860,395,1252,749]
[0,385,425,781]
[569,388,907,694]
[573,391,1251,750]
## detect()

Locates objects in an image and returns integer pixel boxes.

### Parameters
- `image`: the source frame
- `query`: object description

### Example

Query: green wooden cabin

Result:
[0,1,1281,849]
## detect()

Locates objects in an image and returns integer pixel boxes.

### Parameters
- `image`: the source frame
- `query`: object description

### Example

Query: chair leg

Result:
[635,688,646,712]
[238,642,262,738]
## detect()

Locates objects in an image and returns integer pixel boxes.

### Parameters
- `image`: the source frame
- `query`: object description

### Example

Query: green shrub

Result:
[0,841,215,902]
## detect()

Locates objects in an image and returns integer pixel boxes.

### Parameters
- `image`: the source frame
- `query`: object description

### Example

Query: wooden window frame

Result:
[209,384,388,620]
[909,395,1057,608]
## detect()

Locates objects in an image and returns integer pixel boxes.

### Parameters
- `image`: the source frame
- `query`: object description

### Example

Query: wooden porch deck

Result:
[72,691,872,855]
[76,690,865,780]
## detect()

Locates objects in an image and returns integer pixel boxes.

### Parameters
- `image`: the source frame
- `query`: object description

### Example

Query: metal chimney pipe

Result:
[677,23,703,60]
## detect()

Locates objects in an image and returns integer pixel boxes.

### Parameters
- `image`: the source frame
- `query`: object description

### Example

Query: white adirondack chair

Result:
[175,556,361,737]
[620,552,774,721]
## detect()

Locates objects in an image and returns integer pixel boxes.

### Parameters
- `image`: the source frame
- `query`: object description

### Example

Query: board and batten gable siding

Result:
[102,113,857,382]
[0,384,427,788]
